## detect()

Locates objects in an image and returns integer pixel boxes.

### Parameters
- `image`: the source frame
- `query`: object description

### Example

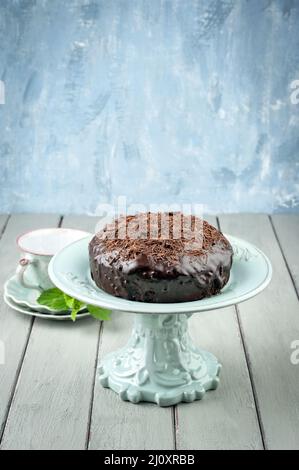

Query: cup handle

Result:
[16,257,42,291]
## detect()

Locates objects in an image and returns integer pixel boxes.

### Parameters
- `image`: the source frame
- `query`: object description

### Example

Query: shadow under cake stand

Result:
[49,235,272,407]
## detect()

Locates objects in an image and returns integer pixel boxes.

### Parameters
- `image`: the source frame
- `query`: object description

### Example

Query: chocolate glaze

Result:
[89,213,233,303]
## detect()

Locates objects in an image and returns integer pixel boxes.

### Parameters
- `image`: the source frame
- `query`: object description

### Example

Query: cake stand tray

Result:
[49,235,272,406]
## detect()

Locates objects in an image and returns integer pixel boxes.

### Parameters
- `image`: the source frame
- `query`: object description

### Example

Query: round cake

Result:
[89,212,233,303]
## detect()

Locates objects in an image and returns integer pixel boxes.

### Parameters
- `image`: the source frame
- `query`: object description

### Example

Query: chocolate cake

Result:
[89,212,233,303]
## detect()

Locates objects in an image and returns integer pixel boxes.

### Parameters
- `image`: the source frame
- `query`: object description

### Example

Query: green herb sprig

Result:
[37,288,111,322]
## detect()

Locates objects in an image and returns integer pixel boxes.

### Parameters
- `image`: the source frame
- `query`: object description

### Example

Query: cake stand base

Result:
[98,313,221,406]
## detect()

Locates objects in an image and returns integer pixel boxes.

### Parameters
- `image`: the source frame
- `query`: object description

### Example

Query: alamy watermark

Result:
[290,80,299,105]
[290,340,299,365]
[0,80,5,104]
[94,197,205,243]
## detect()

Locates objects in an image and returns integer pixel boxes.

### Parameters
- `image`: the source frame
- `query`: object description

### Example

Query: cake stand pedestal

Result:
[48,233,272,407]
[98,312,220,406]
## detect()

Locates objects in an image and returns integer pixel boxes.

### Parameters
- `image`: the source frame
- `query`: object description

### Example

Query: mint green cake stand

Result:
[49,235,272,407]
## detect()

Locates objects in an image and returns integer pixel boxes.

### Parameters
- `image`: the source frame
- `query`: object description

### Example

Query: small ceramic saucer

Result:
[4,274,86,315]
[4,294,89,321]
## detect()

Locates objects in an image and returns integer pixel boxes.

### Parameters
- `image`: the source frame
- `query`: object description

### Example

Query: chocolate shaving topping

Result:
[94,212,230,264]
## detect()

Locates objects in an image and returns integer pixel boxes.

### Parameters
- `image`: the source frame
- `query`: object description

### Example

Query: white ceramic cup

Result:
[16,228,91,291]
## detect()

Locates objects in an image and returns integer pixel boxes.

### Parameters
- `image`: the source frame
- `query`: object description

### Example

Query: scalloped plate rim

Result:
[4,275,85,314]
[3,294,90,320]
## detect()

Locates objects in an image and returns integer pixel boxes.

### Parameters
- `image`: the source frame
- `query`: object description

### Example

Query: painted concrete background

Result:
[0,0,299,214]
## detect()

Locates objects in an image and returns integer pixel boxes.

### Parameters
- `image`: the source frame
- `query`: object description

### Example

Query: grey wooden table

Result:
[0,214,299,450]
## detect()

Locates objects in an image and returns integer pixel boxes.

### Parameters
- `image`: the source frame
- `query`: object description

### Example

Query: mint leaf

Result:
[64,294,84,322]
[37,288,111,322]
[70,306,81,322]
[87,304,111,321]
[37,288,68,311]
[63,293,74,308]
[64,293,83,310]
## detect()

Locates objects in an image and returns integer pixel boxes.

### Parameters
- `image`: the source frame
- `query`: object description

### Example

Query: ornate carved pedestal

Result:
[98,313,221,406]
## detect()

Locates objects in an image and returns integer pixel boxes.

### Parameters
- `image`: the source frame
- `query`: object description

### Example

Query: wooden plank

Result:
[88,311,174,450]
[0,215,9,235]
[175,216,263,450]
[218,214,299,450]
[271,214,299,296]
[0,214,60,440]
[0,216,100,450]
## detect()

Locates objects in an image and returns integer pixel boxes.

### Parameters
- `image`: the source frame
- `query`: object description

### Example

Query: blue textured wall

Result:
[0,0,299,214]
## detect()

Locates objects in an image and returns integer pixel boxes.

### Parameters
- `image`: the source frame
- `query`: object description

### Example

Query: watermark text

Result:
[290,340,299,365]
[290,80,299,105]
[94,197,205,243]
